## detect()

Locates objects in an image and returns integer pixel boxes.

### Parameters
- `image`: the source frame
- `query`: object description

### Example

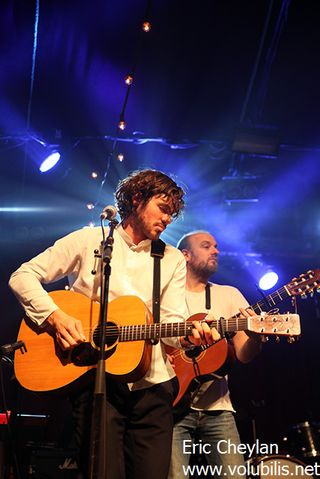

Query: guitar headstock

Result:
[248,314,301,337]
[287,269,320,298]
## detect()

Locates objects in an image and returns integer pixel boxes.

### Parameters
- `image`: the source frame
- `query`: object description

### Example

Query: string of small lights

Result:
[86,1,153,225]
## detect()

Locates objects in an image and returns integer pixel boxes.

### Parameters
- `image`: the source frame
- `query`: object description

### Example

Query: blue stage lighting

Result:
[26,136,61,173]
[39,150,61,172]
[259,271,279,290]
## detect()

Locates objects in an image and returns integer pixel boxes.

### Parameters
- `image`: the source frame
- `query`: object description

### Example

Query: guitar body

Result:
[171,340,236,406]
[15,291,153,392]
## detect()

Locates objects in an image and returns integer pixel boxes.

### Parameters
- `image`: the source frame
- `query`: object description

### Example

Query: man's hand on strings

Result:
[47,308,86,350]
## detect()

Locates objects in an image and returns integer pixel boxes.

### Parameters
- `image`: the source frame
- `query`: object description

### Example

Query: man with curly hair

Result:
[9,169,217,479]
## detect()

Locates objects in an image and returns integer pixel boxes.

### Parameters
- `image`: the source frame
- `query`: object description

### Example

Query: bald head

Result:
[177,230,210,251]
[177,231,219,280]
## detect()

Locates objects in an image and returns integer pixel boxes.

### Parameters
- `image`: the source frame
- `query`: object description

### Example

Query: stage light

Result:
[27,137,61,173]
[245,259,279,291]
[232,126,279,158]
[117,153,124,162]
[222,175,260,204]
[125,75,133,85]
[39,149,61,173]
[258,271,279,290]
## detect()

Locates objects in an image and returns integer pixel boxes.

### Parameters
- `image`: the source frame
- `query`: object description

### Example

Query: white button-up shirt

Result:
[9,225,188,389]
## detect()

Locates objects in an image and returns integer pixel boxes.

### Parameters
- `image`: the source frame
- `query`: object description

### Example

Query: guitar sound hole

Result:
[71,343,99,366]
[93,321,119,348]
[185,346,203,359]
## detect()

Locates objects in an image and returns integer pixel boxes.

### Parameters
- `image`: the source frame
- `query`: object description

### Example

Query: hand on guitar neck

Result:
[180,307,257,349]
[47,308,86,350]
[180,318,221,348]
[232,308,264,364]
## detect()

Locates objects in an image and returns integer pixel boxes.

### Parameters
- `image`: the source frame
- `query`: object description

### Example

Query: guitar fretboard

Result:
[119,323,192,342]
[99,280,301,343]
[220,285,291,336]
[115,317,250,342]
[250,286,289,314]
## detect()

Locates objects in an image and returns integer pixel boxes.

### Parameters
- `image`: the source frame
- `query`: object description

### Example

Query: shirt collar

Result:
[117,223,151,251]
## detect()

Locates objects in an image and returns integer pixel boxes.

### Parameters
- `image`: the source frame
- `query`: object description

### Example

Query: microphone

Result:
[100,205,118,221]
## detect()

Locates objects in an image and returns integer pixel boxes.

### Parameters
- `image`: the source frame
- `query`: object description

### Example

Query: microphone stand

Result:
[89,217,118,479]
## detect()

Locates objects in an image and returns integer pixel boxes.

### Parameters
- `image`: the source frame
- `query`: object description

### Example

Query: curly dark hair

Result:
[114,169,185,220]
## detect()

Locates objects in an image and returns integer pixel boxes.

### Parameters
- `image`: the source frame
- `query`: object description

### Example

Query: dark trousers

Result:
[71,376,178,479]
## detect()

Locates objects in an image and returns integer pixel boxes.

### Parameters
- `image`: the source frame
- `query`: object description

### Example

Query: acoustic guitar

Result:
[15,291,300,393]
[171,269,320,406]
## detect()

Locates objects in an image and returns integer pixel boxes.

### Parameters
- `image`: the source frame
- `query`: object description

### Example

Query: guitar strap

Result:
[205,283,226,337]
[150,238,166,345]
[205,283,211,310]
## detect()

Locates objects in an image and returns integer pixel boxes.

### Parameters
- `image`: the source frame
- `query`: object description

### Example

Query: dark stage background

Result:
[1,0,320,468]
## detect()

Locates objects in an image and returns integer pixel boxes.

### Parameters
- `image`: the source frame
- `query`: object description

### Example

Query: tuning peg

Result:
[275,336,280,343]
[301,293,307,299]
[262,336,269,343]
[287,336,296,344]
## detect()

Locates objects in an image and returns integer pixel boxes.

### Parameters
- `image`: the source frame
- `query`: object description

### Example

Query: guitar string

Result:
[64,272,316,331]
[61,277,313,339]
[78,313,292,333]
[48,270,316,340]
[77,315,290,335]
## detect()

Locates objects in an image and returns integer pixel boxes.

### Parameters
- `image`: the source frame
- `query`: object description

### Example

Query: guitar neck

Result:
[119,322,194,342]
[117,286,293,342]
[118,317,251,342]
[250,285,290,314]
[114,280,301,343]
[217,285,291,335]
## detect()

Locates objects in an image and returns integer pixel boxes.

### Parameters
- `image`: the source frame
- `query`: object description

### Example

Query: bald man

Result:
[168,231,262,479]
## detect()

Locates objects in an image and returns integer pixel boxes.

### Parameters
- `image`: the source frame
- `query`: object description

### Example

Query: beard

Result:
[132,212,161,240]
[189,258,218,278]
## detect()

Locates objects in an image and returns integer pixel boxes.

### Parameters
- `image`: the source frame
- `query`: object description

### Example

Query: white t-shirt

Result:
[185,283,249,411]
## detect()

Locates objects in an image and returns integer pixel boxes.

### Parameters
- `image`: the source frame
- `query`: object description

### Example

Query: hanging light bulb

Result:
[142,21,151,32]
[91,171,98,179]
[87,203,95,210]
[117,153,124,162]
[118,119,126,130]
[125,75,133,85]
